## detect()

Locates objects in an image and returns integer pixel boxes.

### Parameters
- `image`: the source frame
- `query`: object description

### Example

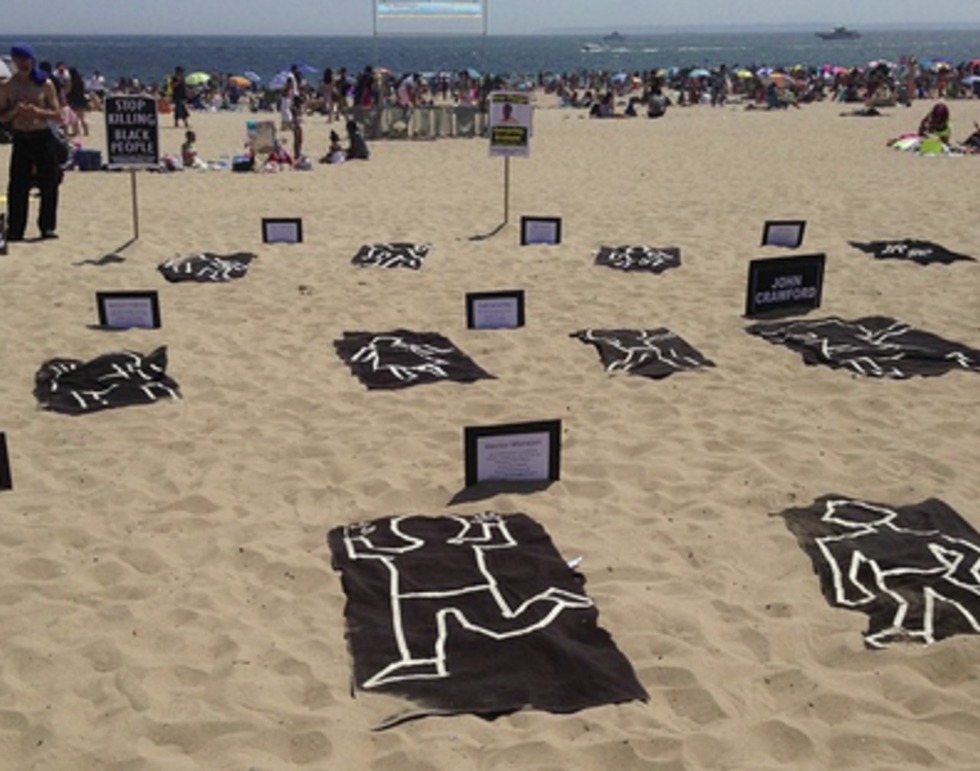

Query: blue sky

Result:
[7,0,980,35]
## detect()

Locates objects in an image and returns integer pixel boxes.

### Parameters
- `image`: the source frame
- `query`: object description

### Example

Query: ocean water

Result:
[3,30,978,86]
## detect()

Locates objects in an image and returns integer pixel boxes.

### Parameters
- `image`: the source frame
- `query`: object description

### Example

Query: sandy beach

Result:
[1,96,979,769]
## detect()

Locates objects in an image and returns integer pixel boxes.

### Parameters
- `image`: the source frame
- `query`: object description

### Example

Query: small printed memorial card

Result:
[520,216,562,246]
[262,218,303,244]
[96,291,161,329]
[0,432,12,491]
[762,220,806,249]
[466,291,526,330]
[464,419,561,487]
[745,253,826,318]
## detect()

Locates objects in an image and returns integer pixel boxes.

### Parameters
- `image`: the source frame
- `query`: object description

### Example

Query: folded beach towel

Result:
[328,512,648,727]
[775,495,980,648]
[334,329,493,389]
[848,239,976,265]
[351,242,429,270]
[745,315,980,378]
[572,328,714,378]
[158,252,256,282]
[34,346,181,415]
[593,245,681,273]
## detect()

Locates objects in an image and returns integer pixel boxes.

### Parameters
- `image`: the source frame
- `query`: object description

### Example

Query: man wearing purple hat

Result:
[0,44,62,241]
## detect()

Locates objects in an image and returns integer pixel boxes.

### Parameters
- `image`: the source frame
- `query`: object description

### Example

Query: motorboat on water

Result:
[816,26,861,40]
[582,42,609,53]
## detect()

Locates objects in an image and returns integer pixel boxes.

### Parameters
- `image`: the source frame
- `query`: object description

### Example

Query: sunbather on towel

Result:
[261,139,293,172]
[918,102,951,145]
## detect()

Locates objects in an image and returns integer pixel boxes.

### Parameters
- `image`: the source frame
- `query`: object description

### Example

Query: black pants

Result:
[7,129,60,239]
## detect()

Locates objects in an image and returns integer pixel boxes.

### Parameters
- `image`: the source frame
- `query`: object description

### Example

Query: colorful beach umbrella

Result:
[228,75,251,88]
[269,71,289,89]
[688,68,710,78]
[185,71,210,86]
[243,70,262,83]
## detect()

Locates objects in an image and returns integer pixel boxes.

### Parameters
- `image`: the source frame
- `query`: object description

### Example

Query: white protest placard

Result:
[488,91,532,158]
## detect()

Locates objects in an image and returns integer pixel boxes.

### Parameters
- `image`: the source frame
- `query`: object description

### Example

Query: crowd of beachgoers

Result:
[7,53,978,120]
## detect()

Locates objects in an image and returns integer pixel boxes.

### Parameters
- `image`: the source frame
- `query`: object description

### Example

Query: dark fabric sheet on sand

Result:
[34,346,180,415]
[158,252,256,282]
[329,512,648,725]
[572,328,715,378]
[352,243,429,270]
[335,330,493,389]
[745,315,980,378]
[775,496,980,648]
[594,245,682,273]
[848,239,976,265]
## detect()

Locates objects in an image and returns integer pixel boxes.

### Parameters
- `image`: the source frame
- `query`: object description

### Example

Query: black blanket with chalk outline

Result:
[335,330,493,389]
[34,346,181,415]
[594,245,682,273]
[328,512,648,725]
[745,315,980,378]
[775,496,980,648]
[352,242,430,270]
[572,328,715,378]
[848,239,976,265]
[158,252,256,282]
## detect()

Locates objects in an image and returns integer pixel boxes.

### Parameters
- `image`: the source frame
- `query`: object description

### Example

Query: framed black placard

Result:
[762,220,806,249]
[745,253,826,318]
[104,95,159,169]
[466,290,526,330]
[96,291,161,329]
[262,217,303,244]
[0,432,12,491]
[0,213,7,255]
[464,419,561,487]
[520,216,562,246]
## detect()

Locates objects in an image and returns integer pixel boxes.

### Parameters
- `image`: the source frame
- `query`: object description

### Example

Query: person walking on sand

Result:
[0,43,63,241]
[172,66,190,128]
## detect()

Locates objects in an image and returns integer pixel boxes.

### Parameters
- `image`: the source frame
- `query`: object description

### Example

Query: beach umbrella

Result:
[736,69,753,79]
[185,71,210,86]
[611,71,629,83]
[228,75,251,88]
[962,75,980,85]
[466,67,481,79]
[244,70,262,83]
[269,70,289,89]
[295,62,318,75]
[689,68,710,78]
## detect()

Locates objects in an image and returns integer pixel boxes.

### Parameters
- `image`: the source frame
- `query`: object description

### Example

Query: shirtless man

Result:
[0,44,63,241]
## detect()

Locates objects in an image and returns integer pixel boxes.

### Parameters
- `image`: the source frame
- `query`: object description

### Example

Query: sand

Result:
[1,96,979,770]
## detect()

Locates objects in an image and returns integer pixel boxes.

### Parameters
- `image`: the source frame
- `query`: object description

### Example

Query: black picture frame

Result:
[520,216,562,246]
[464,419,561,487]
[262,217,304,244]
[745,253,826,318]
[465,290,526,330]
[0,432,12,492]
[96,290,161,329]
[761,220,807,249]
